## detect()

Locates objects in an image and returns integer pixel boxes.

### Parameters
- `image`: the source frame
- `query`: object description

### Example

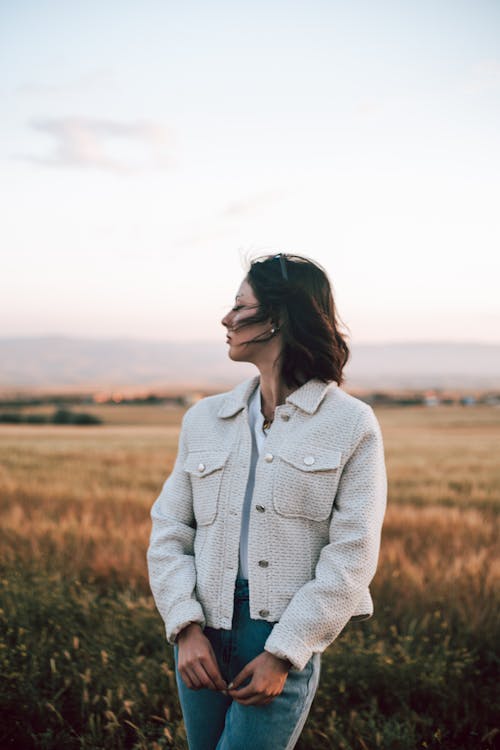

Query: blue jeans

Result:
[173,578,321,750]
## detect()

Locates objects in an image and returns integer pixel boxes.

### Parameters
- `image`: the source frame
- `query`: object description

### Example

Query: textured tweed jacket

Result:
[147,375,387,671]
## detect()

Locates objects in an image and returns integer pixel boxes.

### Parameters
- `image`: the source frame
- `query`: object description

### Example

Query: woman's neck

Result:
[257,362,293,422]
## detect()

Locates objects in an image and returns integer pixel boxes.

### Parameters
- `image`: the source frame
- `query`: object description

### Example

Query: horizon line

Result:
[0,334,499,347]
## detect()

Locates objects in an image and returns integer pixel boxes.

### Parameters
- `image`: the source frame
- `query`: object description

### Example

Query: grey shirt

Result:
[238,385,268,578]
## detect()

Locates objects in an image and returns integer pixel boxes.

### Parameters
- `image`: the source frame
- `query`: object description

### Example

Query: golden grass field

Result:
[1,403,499,749]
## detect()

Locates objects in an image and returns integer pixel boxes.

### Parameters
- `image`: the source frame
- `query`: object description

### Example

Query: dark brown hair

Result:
[243,253,350,387]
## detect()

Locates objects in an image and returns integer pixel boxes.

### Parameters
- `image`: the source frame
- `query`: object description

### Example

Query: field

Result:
[0,404,499,749]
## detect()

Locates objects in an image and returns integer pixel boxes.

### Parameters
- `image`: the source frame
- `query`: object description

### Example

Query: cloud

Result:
[18,116,173,173]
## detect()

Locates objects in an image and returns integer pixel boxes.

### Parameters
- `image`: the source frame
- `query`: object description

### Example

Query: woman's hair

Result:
[243,253,350,387]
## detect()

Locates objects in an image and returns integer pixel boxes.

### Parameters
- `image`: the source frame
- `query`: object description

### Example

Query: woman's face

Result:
[221,278,278,363]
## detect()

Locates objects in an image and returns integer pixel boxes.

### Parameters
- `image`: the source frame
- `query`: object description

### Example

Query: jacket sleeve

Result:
[147,409,206,643]
[264,404,387,670]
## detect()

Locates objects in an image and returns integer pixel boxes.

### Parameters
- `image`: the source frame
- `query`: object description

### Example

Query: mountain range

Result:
[0,337,499,392]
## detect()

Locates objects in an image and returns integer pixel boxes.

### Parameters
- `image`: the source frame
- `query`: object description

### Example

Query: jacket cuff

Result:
[264,622,313,672]
[166,599,206,645]
[350,612,371,622]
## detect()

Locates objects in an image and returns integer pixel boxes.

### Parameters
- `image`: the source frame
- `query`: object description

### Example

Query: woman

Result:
[147,253,387,750]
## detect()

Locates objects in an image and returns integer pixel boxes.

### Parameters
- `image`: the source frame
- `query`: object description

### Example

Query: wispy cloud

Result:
[18,116,173,173]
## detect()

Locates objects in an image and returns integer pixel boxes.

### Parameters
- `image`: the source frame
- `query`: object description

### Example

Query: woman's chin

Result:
[228,347,243,362]
[227,344,251,364]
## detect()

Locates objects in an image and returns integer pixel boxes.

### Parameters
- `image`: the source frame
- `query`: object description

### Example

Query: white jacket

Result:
[147,375,387,671]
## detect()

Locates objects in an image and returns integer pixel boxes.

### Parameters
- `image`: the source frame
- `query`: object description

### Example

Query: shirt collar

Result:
[217,375,337,418]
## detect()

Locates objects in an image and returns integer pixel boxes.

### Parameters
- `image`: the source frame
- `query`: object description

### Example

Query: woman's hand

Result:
[228,651,291,705]
[176,623,228,691]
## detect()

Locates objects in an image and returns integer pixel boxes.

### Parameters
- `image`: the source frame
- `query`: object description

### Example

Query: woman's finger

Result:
[192,661,221,691]
[200,655,227,691]
[232,691,275,706]
[181,665,202,690]
[178,669,193,689]
[228,662,254,690]
[229,682,257,701]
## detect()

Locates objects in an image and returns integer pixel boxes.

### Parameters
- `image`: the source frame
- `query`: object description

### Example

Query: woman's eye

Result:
[232,305,243,312]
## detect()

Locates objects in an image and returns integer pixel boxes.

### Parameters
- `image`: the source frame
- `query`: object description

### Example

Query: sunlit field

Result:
[1,405,499,749]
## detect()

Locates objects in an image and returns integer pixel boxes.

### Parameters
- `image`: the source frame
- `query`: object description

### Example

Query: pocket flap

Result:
[278,447,342,473]
[183,450,229,477]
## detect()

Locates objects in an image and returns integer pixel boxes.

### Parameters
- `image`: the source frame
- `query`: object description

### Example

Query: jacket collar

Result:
[286,377,337,414]
[217,376,260,418]
[217,375,337,418]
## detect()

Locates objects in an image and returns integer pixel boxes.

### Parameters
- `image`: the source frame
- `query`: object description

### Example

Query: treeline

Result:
[0,394,186,408]
[1,390,499,410]
[362,391,500,406]
[0,408,102,425]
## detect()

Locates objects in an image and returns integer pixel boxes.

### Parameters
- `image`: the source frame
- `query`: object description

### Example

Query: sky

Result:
[2,0,500,344]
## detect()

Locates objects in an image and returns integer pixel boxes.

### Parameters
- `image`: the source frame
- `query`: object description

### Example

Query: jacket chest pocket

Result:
[184,450,229,526]
[272,447,342,521]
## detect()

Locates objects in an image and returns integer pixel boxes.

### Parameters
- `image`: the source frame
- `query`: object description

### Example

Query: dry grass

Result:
[1,404,499,749]
[377,406,500,509]
[1,406,498,597]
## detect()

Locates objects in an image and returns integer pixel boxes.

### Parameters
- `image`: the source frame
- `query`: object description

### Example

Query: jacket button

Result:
[281,413,290,421]
[258,560,269,568]
[264,453,274,463]
[255,504,266,513]
[197,462,206,472]
[259,609,269,617]
[303,455,315,466]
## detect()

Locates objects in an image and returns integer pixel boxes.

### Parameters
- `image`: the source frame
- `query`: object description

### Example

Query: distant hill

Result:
[343,341,500,389]
[0,337,499,392]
